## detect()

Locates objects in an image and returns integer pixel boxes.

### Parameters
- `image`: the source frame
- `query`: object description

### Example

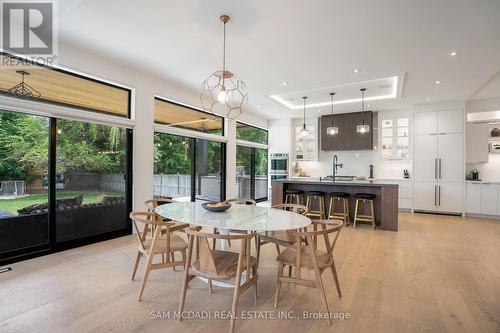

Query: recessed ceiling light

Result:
[354,68,360,73]
[435,80,441,85]
[282,82,288,86]
[256,104,261,108]
[450,51,458,57]
[367,104,371,108]
[318,109,321,113]
[426,98,431,102]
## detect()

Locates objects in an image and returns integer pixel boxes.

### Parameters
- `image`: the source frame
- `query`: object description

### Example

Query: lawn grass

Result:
[0,191,123,215]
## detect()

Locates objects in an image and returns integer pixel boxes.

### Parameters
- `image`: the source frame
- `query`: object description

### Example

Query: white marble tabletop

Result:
[155,202,311,232]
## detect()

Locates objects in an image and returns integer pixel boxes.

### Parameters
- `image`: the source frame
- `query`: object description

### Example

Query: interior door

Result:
[437,133,464,182]
[414,134,438,181]
[438,182,463,213]
[413,181,437,211]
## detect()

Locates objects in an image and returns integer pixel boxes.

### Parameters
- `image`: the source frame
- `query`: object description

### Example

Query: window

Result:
[0,110,49,254]
[236,122,268,144]
[0,54,130,117]
[154,132,225,202]
[236,146,268,201]
[154,98,223,135]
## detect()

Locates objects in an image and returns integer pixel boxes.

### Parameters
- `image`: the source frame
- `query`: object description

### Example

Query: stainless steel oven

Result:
[270,153,288,179]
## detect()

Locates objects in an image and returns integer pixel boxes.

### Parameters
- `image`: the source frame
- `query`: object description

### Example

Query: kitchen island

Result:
[272,179,399,231]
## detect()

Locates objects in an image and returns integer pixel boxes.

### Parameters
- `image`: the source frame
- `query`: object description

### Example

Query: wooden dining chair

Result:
[212,198,257,249]
[179,228,258,333]
[130,211,188,301]
[274,219,343,325]
[255,203,308,268]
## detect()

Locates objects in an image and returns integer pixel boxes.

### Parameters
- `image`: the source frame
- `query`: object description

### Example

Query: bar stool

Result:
[305,191,326,219]
[328,192,350,226]
[285,189,304,205]
[353,193,376,229]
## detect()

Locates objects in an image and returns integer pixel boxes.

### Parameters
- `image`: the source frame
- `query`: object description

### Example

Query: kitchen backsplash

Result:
[466,154,500,181]
[295,149,411,180]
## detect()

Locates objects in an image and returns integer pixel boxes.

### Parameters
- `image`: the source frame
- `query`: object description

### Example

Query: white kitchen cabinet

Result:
[379,116,410,160]
[466,182,481,214]
[466,123,489,163]
[437,110,464,134]
[414,112,437,135]
[413,109,464,214]
[413,181,437,211]
[293,118,318,161]
[414,134,438,181]
[480,184,499,215]
[438,182,463,213]
[438,133,464,182]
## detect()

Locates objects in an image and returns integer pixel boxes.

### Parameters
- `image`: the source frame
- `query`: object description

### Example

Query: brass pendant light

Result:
[200,15,248,119]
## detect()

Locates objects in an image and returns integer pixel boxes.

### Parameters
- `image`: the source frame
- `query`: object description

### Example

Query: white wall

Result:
[49,43,268,210]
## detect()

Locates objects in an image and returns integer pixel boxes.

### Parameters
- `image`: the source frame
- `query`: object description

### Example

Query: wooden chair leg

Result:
[288,265,292,277]
[179,236,194,321]
[274,263,284,308]
[137,254,154,301]
[255,236,261,268]
[171,252,176,271]
[275,244,281,255]
[330,259,342,298]
[208,279,213,294]
[181,250,186,271]
[131,252,141,281]
[308,245,331,325]
[230,253,244,333]
[252,266,258,306]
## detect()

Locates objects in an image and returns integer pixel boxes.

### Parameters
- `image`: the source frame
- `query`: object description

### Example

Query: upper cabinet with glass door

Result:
[293,118,318,161]
[379,115,410,160]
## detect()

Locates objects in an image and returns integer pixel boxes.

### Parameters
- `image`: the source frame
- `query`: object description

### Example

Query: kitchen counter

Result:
[272,179,399,231]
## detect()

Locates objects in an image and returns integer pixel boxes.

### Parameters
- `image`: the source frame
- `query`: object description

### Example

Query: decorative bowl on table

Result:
[201,202,231,212]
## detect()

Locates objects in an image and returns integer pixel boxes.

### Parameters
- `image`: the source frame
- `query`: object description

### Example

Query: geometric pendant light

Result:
[200,15,248,119]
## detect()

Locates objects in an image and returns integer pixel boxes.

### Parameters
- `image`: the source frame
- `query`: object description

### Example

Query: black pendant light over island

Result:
[357,88,370,134]
[326,92,338,135]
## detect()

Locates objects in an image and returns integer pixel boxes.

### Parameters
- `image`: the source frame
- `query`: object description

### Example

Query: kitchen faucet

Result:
[332,154,343,182]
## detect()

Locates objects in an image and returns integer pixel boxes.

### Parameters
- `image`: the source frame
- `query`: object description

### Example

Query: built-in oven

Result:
[270,153,289,179]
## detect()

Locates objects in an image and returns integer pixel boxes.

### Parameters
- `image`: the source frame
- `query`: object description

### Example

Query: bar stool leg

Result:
[353,199,359,228]
[370,199,375,230]
[344,198,350,226]
[320,196,325,219]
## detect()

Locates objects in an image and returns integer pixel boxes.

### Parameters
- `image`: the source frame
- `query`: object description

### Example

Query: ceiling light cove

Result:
[269,75,400,110]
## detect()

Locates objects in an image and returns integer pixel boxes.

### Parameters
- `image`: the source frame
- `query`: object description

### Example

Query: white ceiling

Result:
[56,0,500,119]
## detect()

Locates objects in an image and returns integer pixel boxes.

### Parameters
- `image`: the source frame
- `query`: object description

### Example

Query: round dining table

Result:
[155,201,311,287]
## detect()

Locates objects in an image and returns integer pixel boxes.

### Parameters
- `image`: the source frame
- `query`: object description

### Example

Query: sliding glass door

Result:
[154,132,225,202]
[236,145,268,201]
[55,119,129,242]
[0,110,49,255]
[0,110,132,264]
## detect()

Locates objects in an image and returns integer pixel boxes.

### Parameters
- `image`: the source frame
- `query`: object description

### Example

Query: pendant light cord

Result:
[330,93,335,127]
[303,96,307,130]
[361,88,366,126]
[222,20,226,88]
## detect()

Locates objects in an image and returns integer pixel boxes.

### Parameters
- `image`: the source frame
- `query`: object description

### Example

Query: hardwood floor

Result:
[1,212,499,333]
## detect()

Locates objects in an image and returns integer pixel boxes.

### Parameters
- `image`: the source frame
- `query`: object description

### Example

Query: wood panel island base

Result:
[272,179,399,231]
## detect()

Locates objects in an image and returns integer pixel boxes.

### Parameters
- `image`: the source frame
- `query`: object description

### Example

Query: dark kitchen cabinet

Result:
[320,111,373,151]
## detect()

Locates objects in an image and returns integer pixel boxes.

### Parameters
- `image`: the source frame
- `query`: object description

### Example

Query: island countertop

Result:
[272,178,400,187]
[271,179,399,231]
